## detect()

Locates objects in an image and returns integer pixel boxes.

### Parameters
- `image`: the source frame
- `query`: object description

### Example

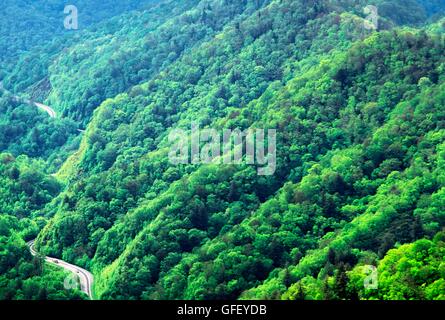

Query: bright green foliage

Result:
[1,0,445,300]
[0,153,61,217]
[0,153,85,299]
[0,232,86,300]
[0,93,80,169]
[367,234,445,300]
[286,233,445,300]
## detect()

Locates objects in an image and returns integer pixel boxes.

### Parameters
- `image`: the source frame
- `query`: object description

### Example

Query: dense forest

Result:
[0,153,85,299]
[0,0,444,300]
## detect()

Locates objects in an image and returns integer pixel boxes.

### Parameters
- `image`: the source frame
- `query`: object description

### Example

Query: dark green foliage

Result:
[0,94,80,168]
[44,24,445,300]
[1,0,444,300]
[0,153,85,299]
[0,232,86,300]
[0,153,61,217]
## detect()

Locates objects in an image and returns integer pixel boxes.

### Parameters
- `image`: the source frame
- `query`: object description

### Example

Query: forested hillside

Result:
[0,0,444,300]
[0,153,86,299]
[0,0,161,65]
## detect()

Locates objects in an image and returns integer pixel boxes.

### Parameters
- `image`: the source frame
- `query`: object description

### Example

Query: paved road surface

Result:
[0,82,57,118]
[27,240,94,299]
[34,102,57,118]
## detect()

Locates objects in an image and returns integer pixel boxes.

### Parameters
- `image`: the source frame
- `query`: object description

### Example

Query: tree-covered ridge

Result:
[0,0,272,170]
[1,0,443,169]
[45,0,271,123]
[0,0,444,301]
[36,0,370,264]
[0,153,86,299]
[100,30,445,300]
[240,39,445,298]
[0,229,86,300]
[0,0,197,166]
[3,0,270,124]
[0,92,80,171]
[284,232,445,300]
[37,18,445,300]
[0,153,61,218]
[368,234,445,300]
[0,0,162,66]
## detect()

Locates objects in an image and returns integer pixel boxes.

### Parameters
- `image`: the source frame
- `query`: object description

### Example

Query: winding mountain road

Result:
[27,240,94,299]
[34,102,57,118]
[0,82,57,118]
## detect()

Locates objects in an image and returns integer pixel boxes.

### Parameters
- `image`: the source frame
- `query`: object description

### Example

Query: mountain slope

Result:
[1,0,444,300]
[32,0,445,300]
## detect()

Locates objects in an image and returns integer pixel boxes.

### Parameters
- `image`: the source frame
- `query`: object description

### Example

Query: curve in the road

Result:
[34,102,57,118]
[0,82,57,118]
[27,240,94,299]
